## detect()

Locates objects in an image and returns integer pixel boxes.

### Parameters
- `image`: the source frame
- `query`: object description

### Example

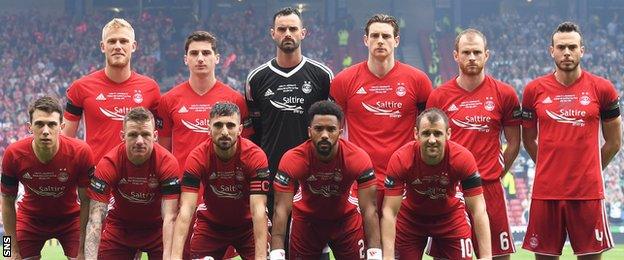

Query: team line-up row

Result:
[2,6,621,260]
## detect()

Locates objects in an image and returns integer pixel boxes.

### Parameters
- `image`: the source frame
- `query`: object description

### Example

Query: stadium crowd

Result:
[1,8,623,229]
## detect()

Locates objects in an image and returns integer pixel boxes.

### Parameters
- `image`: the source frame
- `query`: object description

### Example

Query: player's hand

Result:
[366,248,382,260]
[269,249,286,260]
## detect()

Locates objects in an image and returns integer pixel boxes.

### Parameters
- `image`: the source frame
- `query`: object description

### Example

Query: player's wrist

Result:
[269,249,286,260]
[366,248,382,260]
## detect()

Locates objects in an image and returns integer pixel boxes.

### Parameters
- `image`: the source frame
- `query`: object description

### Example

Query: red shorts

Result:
[290,213,365,259]
[522,199,613,256]
[190,217,258,259]
[473,180,515,257]
[98,223,163,260]
[16,214,80,258]
[397,209,473,259]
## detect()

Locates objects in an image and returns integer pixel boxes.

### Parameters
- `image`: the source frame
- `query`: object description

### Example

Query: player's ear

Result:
[549,45,555,58]
[215,53,220,64]
[394,35,400,47]
[413,126,419,140]
[308,126,312,138]
[184,55,188,65]
[301,27,307,39]
[120,131,125,141]
[100,41,105,53]
[484,49,490,62]
[27,122,33,134]
[453,49,459,62]
[60,121,66,131]
[131,40,137,53]
[153,130,158,142]
[446,127,452,139]
[363,35,369,47]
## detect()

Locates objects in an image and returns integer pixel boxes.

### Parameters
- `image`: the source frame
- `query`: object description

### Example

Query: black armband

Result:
[65,101,83,116]
[274,171,291,186]
[89,177,108,194]
[461,173,482,190]
[1,175,18,187]
[601,99,621,120]
[161,177,180,195]
[416,102,427,112]
[521,108,535,120]
[181,172,200,189]
[356,169,375,184]
[512,106,522,119]
[384,176,397,188]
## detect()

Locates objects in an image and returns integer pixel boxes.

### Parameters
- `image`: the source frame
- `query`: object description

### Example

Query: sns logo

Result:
[545,109,586,126]
[361,101,402,118]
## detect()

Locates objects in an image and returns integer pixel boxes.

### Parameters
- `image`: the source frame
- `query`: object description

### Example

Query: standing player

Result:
[270,101,381,260]
[330,14,432,207]
[171,103,269,259]
[381,108,491,260]
[1,96,94,259]
[63,18,161,161]
[84,107,179,259]
[245,6,333,193]
[426,28,521,259]
[158,31,251,259]
[522,22,621,259]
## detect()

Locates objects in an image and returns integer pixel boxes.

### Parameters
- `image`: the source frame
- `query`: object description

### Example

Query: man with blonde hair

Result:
[63,18,161,162]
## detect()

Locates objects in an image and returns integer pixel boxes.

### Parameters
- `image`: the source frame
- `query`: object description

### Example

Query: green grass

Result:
[40,239,624,259]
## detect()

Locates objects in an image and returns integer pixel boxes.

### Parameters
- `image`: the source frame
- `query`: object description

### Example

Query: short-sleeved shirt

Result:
[245,57,333,172]
[385,141,482,216]
[64,69,161,161]
[330,61,432,187]
[427,75,521,181]
[158,81,252,168]
[1,135,94,219]
[274,139,376,221]
[522,71,620,200]
[87,143,180,229]
[181,138,269,227]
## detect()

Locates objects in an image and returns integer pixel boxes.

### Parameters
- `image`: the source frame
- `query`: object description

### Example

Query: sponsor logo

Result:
[99,107,131,121]
[119,189,155,204]
[133,90,143,104]
[307,184,340,197]
[27,185,66,198]
[451,117,491,132]
[96,93,106,101]
[57,169,68,182]
[301,81,312,94]
[178,106,189,113]
[356,87,367,95]
[484,97,495,111]
[181,119,210,133]
[209,184,243,199]
[396,84,406,97]
[545,109,586,126]
[270,99,304,114]
[119,178,128,184]
[264,89,275,97]
[448,104,459,112]
[361,101,402,118]
[23,172,32,179]
[209,172,218,180]
[542,96,553,104]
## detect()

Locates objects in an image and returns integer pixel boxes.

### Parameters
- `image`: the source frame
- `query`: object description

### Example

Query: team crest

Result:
[235,169,245,181]
[148,177,159,189]
[57,169,69,182]
[133,90,144,104]
[395,84,406,97]
[333,171,343,182]
[301,81,312,94]
[580,95,591,106]
[484,97,495,111]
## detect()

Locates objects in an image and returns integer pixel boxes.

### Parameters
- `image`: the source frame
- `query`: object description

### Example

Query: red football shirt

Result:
[427,75,521,181]
[64,70,161,161]
[1,135,94,219]
[385,141,481,216]
[274,139,376,221]
[158,81,252,169]
[87,143,179,229]
[330,61,432,187]
[181,138,269,227]
[522,71,620,200]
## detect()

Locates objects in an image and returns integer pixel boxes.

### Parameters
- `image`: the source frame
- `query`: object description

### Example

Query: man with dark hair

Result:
[381,108,491,260]
[85,107,180,259]
[63,18,161,162]
[522,21,621,259]
[171,102,270,259]
[158,31,252,258]
[427,28,521,259]
[270,101,381,260]
[331,13,432,213]
[2,96,94,259]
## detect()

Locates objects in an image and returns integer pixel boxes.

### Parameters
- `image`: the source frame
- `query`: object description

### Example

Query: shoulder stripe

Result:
[246,61,271,83]
[306,58,334,79]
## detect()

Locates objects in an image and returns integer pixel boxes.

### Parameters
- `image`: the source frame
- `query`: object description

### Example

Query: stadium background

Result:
[0,0,623,258]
